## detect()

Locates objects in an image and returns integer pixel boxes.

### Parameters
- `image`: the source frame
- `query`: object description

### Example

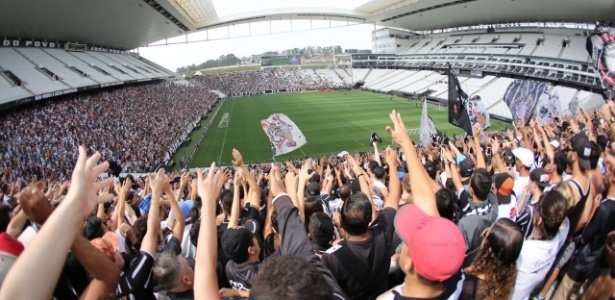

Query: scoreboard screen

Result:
[261,55,301,66]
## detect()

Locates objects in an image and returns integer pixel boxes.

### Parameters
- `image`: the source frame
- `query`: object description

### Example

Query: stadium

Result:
[1,0,615,300]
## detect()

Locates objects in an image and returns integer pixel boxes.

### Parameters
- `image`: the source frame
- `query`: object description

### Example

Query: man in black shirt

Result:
[221,227,262,291]
[322,147,400,300]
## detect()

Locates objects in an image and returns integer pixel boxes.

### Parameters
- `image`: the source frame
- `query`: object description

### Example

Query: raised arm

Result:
[347,154,372,199]
[383,147,400,210]
[538,124,554,162]
[0,147,113,300]
[142,170,165,255]
[490,138,509,174]
[116,178,131,229]
[6,208,27,239]
[296,164,314,222]
[443,149,464,193]
[386,110,439,216]
[228,170,242,229]
[72,235,120,299]
[194,163,224,300]
[232,149,261,209]
[164,180,185,242]
[472,123,486,169]
[176,173,189,200]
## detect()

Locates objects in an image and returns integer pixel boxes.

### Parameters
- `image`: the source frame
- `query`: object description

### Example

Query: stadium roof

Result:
[1,0,614,50]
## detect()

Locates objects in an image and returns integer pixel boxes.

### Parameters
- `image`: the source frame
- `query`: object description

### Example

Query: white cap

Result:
[512,147,534,168]
[550,140,560,149]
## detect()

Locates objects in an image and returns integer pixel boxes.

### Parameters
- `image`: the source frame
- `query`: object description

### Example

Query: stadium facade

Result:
[1,0,614,116]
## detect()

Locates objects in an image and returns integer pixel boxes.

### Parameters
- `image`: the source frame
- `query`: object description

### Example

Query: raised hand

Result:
[149,169,168,199]
[298,164,315,185]
[232,148,244,167]
[385,110,412,146]
[268,163,286,197]
[65,147,114,219]
[472,122,482,138]
[120,177,132,199]
[490,138,500,155]
[217,168,232,190]
[197,162,226,205]
[384,146,398,169]
[234,169,243,187]
[18,185,53,225]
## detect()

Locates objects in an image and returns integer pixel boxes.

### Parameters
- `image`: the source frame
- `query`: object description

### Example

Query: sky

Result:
[137,23,376,71]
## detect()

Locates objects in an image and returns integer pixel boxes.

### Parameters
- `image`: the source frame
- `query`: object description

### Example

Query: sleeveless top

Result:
[566,178,590,239]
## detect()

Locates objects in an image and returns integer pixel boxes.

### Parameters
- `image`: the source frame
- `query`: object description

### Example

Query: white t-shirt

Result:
[510,218,570,300]
[372,180,386,211]
[17,225,39,248]
[497,194,517,220]
[513,176,530,201]
[181,223,196,259]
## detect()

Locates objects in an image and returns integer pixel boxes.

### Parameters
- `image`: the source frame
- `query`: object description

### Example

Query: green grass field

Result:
[189,90,510,167]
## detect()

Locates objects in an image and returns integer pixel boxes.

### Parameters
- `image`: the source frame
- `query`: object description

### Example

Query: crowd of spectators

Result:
[1,100,615,300]
[0,82,217,182]
[192,68,349,97]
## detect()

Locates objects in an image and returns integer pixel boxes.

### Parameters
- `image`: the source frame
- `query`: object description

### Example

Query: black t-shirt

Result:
[225,260,261,291]
[167,289,194,300]
[163,236,182,255]
[323,207,396,300]
[53,253,89,300]
[117,251,156,300]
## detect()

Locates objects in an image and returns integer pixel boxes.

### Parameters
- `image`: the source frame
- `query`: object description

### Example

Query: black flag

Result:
[448,66,473,135]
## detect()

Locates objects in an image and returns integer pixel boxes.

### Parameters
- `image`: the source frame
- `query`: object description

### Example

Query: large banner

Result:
[587,24,615,99]
[503,79,550,123]
[261,114,307,156]
[448,67,473,135]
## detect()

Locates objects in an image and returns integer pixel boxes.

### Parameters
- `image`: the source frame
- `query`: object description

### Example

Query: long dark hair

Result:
[468,218,524,300]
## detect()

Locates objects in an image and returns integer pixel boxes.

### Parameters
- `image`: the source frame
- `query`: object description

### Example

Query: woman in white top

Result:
[510,190,570,300]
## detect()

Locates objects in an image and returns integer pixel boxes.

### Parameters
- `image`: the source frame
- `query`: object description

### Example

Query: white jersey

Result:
[510,218,570,300]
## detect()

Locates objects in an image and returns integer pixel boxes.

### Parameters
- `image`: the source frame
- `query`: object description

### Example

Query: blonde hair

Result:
[554,182,575,209]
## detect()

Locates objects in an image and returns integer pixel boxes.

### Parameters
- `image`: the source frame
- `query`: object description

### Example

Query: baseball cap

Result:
[570,133,592,170]
[512,147,534,168]
[178,200,194,221]
[493,173,514,204]
[459,159,474,178]
[394,205,465,282]
[221,227,254,263]
[0,232,24,285]
[530,168,550,188]
[306,182,321,196]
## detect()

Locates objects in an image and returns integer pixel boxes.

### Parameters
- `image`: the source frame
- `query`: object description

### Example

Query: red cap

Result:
[0,233,24,257]
[394,205,465,282]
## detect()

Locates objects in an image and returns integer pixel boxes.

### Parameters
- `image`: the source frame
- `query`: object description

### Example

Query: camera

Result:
[370,132,383,144]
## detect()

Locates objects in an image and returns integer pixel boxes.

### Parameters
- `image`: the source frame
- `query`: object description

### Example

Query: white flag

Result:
[261,113,307,156]
[535,90,563,124]
[419,100,437,147]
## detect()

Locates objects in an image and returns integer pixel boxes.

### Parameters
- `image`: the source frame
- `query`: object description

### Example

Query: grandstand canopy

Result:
[1,0,614,49]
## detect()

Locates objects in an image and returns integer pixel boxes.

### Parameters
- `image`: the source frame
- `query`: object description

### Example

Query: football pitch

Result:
[189,90,510,167]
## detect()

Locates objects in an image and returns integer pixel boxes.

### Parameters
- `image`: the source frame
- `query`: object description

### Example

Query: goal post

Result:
[218,112,230,128]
